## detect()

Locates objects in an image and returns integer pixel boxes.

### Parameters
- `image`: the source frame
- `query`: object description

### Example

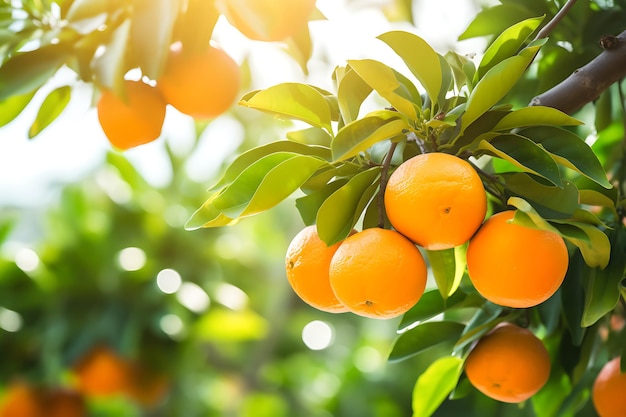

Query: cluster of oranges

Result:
[96,0,317,150]
[97,45,241,150]
[285,152,570,319]
[0,345,169,417]
[284,151,593,404]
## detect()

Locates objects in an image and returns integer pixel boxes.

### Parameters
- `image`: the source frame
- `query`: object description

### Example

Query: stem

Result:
[534,0,579,41]
[377,141,399,228]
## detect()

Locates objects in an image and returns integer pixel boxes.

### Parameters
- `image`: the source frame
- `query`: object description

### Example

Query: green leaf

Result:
[477,135,562,186]
[129,0,180,80]
[476,16,543,81]
[286,127,332,147]
[65,0,111,34]
[316,168,381,245]
[520,126,612,189]
[550,222,611,269]
[331,111,409,161]
[501,172,579,219]
[93,19,132,95]
[171,0,219,54]
[389,322,465,363]
[212,153,329,218]
[0,44,69,100]
[454,303,515,353]
[458,4,535,40]
[411,356,463,417]
[462,54,533,130]
[377,30,442,106]
[295,179,348,226]
[210,141,331,191]
[28,86,72,138]
[239,83,334,132]
[426,245,467,300]
[347,59,420,119]
[336,65,374,125]
[0,90,36,127]
[185,192,237,230]
[399,290,482,331]
[561,251,586,345]
[581,230,625,327]
[493,106,583,131]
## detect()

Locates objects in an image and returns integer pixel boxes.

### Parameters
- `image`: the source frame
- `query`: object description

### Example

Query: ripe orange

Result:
[466,210,569,308]
[157,45,240,119]
[592,357,626,417]
[219,0,316,41]
[285,225,349,313]
[464,323,551,403]
[0,381,42,417]
[97,80,166,150]
[329,227,427,319]
[384,152,487,250]
[74,345,132,397]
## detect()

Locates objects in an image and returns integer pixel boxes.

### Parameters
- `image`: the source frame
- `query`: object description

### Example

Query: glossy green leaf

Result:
[210,141,331,191]
[458,4,535,40]
[581,230,625,327]
[389,322,465,363]
[65,0,110,33]
[0,45,69,100]
[0,90,36,127]
[412,356,463,417]
[27,86,72,138]
[579,190,618,219]
[561,251,586,345]
[295,179,348,226]
[553,222,611,269]
[336,66,374,125]
[444,51,473,92]
[476,16,543,81]
[286,127,332,147]
[493,106,583,131]
[501,172,579,219]
[172,0,219,54]
[520,127,612,189]
[185,192,237,230]
[427,245,467,300]
[378,30,442,106]
[331,112,409,161]
[462,54,533,130]
[316,168,381,245]
[212,153,329,218]
[239,83,334,132]
[300,162,362,194]
[454,303,516,353]
[347,59,420,119]
[477,135,562,186]
[129,0,179,79]
[283,22,314,75]
[399,290,482,331]
[93,19,132,96]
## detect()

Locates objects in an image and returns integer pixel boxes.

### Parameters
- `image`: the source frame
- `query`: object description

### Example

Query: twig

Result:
[377,141,399,228]
[534,0,579,41]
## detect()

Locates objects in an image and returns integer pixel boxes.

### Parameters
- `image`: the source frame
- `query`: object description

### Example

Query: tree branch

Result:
[530,30,626,115]
[534,0,578,41]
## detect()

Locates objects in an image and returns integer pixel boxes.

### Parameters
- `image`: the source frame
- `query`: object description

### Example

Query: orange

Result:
[384,152,487,250]
[44,389,86,417]
[0,381,42,417]
[74,345,133,397]
[466,210,568,308]
[464,323,551,403]
[97,80,166,150]
[592,357,626,417]
[219,0,316,41]
[157,45,240,119]
[329,227,427,319]
[285,225,349,313]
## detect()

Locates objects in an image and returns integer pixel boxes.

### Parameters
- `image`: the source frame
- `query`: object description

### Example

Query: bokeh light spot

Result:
[157,268,182,294]
[302,320,333,350]
[14,248,39,272]
[0,308,23,332]
[177,282,211,313]
[117,247,146,271]
[215,282,248,310]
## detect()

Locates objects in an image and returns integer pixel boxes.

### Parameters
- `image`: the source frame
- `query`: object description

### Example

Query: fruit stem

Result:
[377,141,399,228]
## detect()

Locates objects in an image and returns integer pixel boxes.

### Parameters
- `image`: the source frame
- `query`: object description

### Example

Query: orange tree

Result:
[1,0,626,416]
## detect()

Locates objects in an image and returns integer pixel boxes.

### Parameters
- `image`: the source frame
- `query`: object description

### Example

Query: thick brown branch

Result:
[530,29,626,115]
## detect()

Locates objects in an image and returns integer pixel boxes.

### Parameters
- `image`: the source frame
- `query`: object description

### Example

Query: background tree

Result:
[0,0,625,416]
